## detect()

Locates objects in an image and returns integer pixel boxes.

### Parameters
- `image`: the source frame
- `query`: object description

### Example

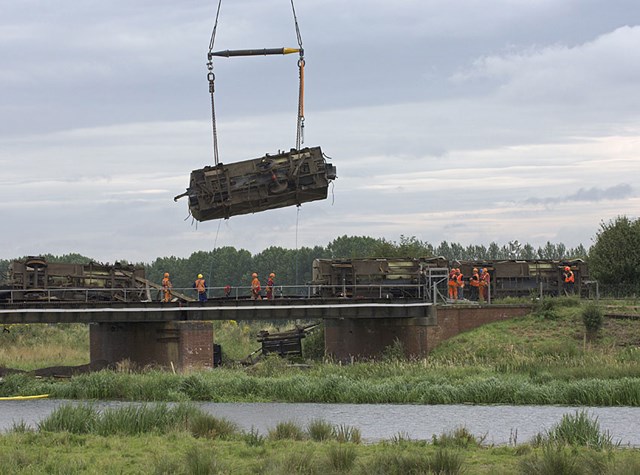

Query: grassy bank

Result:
[2,299,640,405]
[1,403,640,474]
[0,323,88,370]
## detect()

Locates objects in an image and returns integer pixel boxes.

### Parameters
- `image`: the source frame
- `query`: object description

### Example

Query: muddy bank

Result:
[0,360,111,378]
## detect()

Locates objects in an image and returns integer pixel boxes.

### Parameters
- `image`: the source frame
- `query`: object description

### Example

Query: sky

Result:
[2,0,640,264]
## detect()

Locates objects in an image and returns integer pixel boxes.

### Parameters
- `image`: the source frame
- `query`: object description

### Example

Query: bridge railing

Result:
[1,283,438,304]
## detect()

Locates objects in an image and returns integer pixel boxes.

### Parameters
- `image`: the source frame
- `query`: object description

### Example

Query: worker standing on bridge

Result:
[469,268,480,301]
[161,272,173,303]
[456,268,465,300]
[480,267,490,302]
[448,269,458,301]
[251,273,262,300]
[266,273,276,300]
[563,266,575,295]
[193,274,207,302]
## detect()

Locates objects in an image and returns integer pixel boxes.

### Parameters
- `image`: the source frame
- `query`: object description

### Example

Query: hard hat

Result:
[269,273,275,277]
[482,268,488,272]
[564,266,570,271]
[473,268,478,272]
[164,272,169,278]
[252,273,258,277]
[197,274,203,279]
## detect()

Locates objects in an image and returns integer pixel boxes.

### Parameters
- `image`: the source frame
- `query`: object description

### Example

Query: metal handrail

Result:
[2,283,436,304]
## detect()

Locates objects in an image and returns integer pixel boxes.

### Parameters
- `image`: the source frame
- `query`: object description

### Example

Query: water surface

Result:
[2,400,638,445]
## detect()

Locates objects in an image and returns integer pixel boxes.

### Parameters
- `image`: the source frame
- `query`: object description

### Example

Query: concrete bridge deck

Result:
[0,298,434,325]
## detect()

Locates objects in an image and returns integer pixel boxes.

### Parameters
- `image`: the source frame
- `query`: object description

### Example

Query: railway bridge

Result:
[0,298,531,371]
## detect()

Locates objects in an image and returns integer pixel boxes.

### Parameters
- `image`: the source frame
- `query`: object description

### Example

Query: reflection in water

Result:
[2,400,639,446]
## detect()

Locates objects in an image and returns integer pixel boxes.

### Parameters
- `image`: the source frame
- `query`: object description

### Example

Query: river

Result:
[2,400,639,446]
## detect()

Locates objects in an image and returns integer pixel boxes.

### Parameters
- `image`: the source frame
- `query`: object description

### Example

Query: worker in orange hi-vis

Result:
[480,267,491,302]
[251,272,262,300]
[563,266,575,295]
[478,268,486,302]
[456,268,465,300]
[469,267,480,301]
[448,269,458,301]
[161,272,172,303]
[193,274,207,302]
[266,273,276,300]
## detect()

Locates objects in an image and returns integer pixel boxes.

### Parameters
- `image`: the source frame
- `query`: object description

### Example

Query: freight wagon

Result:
[311,257,589,300]
[0,256,152,302]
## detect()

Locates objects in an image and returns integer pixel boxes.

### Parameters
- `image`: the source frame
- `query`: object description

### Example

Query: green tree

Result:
[326,235,381,258]
[589,215,640,290]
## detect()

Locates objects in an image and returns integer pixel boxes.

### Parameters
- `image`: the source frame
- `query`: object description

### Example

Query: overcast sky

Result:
[2,0,640,263]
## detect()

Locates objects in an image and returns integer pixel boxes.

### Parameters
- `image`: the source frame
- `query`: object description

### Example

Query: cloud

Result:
[523,183,634,206]
[452,26,640,110]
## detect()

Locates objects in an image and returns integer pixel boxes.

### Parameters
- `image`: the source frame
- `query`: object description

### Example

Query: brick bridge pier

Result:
[324,304,531,361]
[88,304,531,368]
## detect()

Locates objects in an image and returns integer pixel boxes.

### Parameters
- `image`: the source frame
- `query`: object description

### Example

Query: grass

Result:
[0,323,89,370]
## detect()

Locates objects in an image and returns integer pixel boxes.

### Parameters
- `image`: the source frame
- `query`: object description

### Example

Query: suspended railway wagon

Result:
[175,147,336,221]
[0,257,155,303]
[311,257,589,300]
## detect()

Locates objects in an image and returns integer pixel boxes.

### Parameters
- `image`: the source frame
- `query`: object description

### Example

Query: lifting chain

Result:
[207,0,223,166]
[206,0,305,161]
[291,0,305,151]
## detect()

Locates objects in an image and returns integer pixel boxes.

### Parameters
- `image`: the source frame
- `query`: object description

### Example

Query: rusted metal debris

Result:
[174,146,336,221]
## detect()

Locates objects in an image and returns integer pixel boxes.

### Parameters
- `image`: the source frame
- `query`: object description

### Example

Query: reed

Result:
[267,421,306,441]
[335,424,361,444]
[519,445,582,475]
[326,443,357,472]
[534,410,616,450]
[188,412,239,440]
[37,403,98,434]
[359,450,433,475]
[307,418,335,441]
[429,448,465,475]
[183,446,226,475]
[242,426,265,447]
[432,426,486,449]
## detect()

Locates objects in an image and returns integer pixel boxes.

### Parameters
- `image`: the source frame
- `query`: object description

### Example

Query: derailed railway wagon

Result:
[458,259,589,298]
[311,257,449,299]
[175,147,336,221]
[311,257,589,300]
[0,256,151,302]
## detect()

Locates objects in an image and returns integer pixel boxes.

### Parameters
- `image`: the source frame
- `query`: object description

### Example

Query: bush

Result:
[534,299,559,320]
[302,326,325,360]
[582,304,604,336]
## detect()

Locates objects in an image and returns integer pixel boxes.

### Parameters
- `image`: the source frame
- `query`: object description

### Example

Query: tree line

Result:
[1,216,638,292]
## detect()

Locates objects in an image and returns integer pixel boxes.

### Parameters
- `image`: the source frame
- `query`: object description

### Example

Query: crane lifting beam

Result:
[210,47,301,58]
[174,146,336,221]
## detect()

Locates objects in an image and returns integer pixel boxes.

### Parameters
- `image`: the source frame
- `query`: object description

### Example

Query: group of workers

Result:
[160,272,277,303]
[446,265,576,302]
[448,267,491,302]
